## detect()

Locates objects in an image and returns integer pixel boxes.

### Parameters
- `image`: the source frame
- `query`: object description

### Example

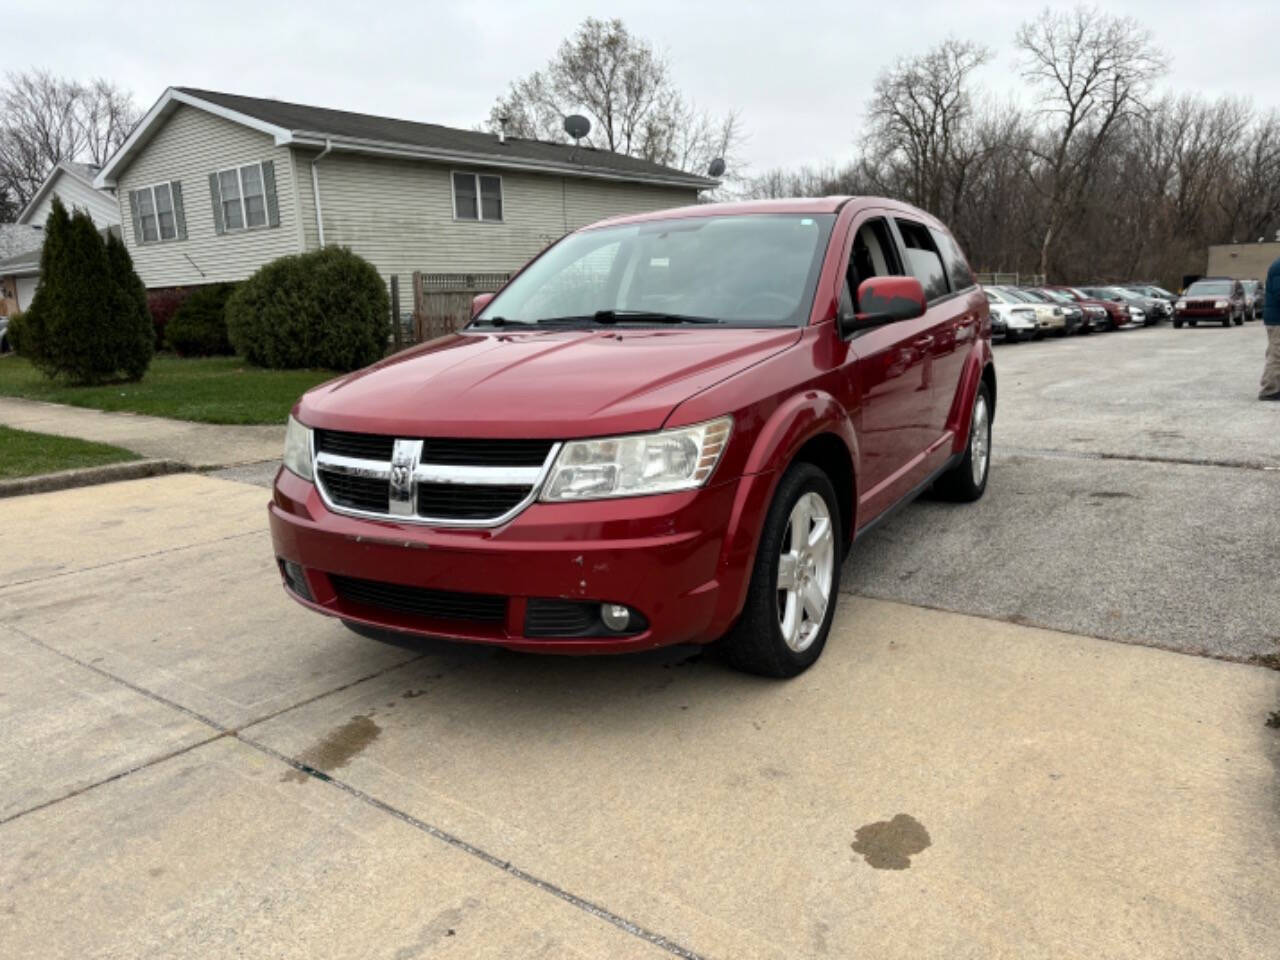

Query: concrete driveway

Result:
[2,325,1278,959]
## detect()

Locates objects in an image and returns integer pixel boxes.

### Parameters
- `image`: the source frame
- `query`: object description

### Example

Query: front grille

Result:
[416,483,531,520]
[316,429,396,460]
[421,438,553,466]
[331,574,507,623]
[317,469,390,513]
[313,431,556,525]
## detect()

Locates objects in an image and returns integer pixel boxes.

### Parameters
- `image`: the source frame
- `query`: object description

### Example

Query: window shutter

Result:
[208,172,225,235]
[171,181,187,240]
[262,160,280,228]
[127,190,143,243]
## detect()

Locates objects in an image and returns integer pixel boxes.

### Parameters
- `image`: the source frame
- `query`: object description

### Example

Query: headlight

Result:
[541,417,732,501]
[283,415,314,481]
[1213,299,1228,309]
[1176,300,1186,309]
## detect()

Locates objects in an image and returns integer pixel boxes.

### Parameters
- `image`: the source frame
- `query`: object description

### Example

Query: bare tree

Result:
[0,70,138,211]
[1017,5,1164,277]
[862,38,993,215]
[487,18,743,179]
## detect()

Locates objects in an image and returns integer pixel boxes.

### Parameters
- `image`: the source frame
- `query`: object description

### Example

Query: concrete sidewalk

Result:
[0,396,282,469]
[1,475,1277,959]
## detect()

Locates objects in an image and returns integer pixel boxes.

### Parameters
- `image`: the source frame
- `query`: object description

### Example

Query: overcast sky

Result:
[9,0,1279,174]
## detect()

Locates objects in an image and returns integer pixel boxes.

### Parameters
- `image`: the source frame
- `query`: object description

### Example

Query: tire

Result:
[1173,320,1183,329]
[718,463,842,678]
[1223,315,1231,328]
[1190,320,1197,327]
[934,379,992,503]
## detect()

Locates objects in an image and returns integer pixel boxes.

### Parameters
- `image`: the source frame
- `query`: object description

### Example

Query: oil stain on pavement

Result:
[851,813,932,870]
[281,715,381,783]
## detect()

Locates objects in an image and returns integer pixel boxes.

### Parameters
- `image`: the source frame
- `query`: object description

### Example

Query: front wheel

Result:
[1173,319,1183,329]
[718,463,841,678]
[934,380,992,502]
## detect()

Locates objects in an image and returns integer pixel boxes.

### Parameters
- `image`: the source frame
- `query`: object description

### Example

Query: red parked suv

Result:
[270,198,995,677]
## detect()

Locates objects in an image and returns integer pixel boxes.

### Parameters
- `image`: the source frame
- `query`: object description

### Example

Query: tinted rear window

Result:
[929,228,975,291]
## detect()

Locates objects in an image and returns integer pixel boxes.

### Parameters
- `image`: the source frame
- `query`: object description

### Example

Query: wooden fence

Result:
[407,272,511,344]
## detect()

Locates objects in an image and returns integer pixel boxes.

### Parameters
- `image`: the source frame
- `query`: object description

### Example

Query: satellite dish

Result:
[707,157,727,178]
[564,114,591,142]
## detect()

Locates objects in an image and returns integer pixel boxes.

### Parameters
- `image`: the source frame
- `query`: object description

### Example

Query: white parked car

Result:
[984,294,1039,342]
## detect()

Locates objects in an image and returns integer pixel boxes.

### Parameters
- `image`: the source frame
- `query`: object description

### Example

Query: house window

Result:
[135,182,179,242]
[453,172,503,221]
[216,162,269,231]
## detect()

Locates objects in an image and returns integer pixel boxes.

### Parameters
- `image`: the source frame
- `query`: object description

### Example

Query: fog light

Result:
[600,603,632,632]
[279,558,313,601]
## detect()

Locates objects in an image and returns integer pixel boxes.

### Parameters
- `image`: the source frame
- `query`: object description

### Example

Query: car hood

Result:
[297,326,802,438]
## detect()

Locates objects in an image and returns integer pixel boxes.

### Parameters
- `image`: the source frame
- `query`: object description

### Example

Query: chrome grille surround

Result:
[312,432,561,528]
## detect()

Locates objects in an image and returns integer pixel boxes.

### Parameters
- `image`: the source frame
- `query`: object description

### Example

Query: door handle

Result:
[914,335,935,348]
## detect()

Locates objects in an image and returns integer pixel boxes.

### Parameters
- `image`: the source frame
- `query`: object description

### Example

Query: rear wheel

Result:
[718,463,841,678]
[1173,319,1183,329]
[934,380,992,503]
[1223,315,1232,328]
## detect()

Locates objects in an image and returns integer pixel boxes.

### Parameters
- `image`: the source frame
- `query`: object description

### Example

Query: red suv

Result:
[270,198,995,676]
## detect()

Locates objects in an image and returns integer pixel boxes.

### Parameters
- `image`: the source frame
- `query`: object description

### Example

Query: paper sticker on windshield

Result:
[649,257,670,267]
[801,219,814,225]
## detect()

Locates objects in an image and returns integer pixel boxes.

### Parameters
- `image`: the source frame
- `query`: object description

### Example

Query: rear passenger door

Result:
[889,217,979,444]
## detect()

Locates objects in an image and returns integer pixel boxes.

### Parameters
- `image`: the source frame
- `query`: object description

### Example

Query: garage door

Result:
[16,277,38,311]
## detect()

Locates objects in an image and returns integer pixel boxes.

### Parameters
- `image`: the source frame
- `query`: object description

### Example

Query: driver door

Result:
[843,213,937,523]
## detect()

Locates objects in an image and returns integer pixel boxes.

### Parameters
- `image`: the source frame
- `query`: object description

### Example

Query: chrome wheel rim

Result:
[971,395,990,486]
[776,492,835,653]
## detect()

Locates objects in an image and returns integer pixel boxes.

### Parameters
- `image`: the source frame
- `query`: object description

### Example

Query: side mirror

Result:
[471,292,495,318]
[841,276,926,334]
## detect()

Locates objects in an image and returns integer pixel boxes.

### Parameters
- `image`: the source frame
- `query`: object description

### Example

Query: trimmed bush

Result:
[22,198,153,384]
[104,231,155,381]
[227,247,389,370]
[166,283,236,356]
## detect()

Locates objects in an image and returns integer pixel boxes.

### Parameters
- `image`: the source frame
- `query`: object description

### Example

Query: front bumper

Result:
[269,467,771,653]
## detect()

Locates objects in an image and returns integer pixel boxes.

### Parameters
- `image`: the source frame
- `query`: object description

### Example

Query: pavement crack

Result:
[0,530,263,592]
[237,732,711,960]
[998,446,1279,472]
[0,733,227,827]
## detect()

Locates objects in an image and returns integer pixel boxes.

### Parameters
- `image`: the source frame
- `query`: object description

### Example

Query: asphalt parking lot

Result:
[2,323,1278,959]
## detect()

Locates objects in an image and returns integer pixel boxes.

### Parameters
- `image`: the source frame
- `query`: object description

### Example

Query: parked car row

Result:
[983,276,1265,342]
[984,283,1158,342]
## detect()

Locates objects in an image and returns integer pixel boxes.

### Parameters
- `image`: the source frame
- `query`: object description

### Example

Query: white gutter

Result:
[310,139,333,247]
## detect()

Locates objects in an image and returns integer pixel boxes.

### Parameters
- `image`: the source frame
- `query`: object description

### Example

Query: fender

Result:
[711,389,859,632]
[946,341,995,454]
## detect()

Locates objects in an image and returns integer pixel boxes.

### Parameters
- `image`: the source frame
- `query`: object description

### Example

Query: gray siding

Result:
[1208,242,1280,281]
[115,105,300,288]
[23,171,119,229]
[293,148,697,281]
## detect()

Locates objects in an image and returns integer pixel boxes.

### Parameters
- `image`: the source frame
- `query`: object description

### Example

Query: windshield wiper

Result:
[591,310,722,325]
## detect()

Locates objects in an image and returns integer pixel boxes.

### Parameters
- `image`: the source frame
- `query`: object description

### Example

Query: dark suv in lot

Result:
[1174,278,1247,328]
[270,198,995,677]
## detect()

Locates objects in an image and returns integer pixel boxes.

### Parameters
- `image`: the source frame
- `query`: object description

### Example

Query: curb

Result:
[0,459,190,499]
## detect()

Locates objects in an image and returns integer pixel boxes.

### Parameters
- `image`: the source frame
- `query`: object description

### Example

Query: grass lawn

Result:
[0,354,337,425]
[0,425,139,480]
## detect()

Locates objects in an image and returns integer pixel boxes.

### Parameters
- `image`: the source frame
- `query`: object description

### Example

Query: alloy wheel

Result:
[776,492,835,653]
[970,394,991,487]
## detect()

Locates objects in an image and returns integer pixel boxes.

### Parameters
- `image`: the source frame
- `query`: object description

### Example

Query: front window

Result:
[473,214,836,328]
[134,182,178,243]
[217,163,268,231]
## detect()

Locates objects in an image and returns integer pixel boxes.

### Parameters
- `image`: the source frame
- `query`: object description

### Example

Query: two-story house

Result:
[93,88,716,301]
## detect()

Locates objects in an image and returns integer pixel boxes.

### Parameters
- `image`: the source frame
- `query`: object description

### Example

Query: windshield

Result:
[1003,288,1039,303]
[1040,289,1073,304]
[1186,281,1233,296]
[473,214,836,327]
